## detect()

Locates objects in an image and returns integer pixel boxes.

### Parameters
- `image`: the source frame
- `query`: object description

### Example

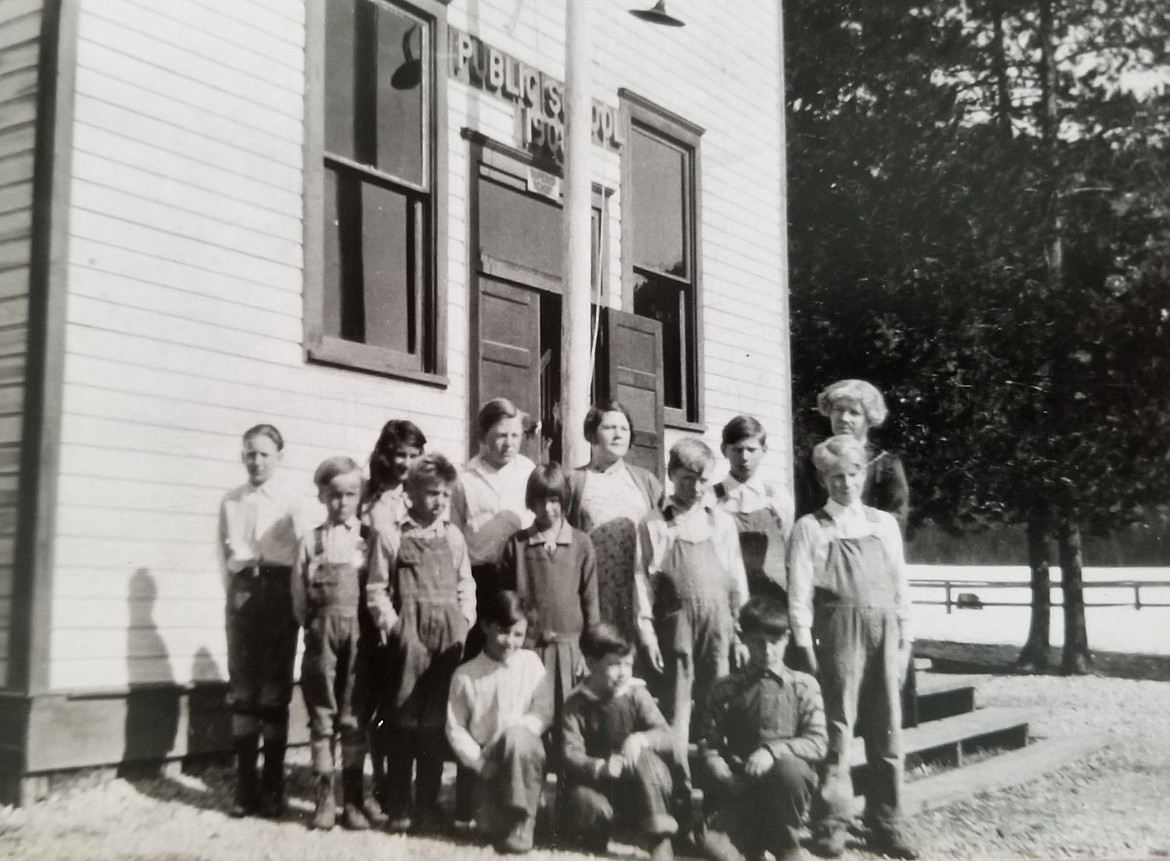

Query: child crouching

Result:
[697,596,827,861]
[560,623,678,861]
[447,590,553,854]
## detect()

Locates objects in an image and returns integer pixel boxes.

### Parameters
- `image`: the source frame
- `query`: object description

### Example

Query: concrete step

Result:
[903,733,1106,816]
[851,705,1036,771]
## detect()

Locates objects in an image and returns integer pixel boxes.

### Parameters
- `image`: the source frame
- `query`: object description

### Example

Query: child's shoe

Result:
[496,810,536,854]
[311,774,337,830]
[648,835,675,861]
[868,826,919,860]
[810,827,847,859]
[340,802,371,831]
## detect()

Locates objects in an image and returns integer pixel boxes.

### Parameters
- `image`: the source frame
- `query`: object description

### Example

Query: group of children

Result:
[218,407,917,861]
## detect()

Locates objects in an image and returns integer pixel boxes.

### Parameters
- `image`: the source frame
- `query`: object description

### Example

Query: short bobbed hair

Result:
[476,397,522,439]
[479,589,528,629]
[580,623,634,661]
[668,437,715,475]
[405,452,458,488]
[243,423,284,451]
[816,379,888,428]
[721,414,767,448]
[314,455,361,488]
[525,462,570,510]
[811,434,868,474]
[583,401,635,444]
[739,595,790,638]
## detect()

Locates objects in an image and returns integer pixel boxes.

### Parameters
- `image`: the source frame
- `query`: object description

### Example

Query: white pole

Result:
[561,0,593,469]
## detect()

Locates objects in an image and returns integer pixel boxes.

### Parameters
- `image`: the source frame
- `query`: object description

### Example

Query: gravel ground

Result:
[1,672,1167,861]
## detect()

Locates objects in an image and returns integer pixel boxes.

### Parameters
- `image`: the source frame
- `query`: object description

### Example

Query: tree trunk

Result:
[1017,505,1052,671]
[1058,517,1092,674]
[990,0,1013,139]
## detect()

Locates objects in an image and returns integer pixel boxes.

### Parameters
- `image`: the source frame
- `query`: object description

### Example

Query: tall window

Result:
[305,0,448,383]
[620,90,703,426]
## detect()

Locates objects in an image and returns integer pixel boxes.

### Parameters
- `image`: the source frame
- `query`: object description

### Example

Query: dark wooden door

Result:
[475,277,543,459]
[595,308,666,480]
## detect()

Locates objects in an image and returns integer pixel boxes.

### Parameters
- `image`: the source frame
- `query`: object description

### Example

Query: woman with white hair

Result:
[795,379,909,531]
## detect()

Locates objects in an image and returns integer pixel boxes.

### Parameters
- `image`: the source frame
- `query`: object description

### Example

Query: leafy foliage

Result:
[786,0,1170,541]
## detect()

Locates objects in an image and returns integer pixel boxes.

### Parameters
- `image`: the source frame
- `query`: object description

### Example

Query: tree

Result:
[785,0,1170,673]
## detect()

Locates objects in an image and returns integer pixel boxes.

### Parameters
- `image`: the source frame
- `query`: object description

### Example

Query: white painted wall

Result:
[48,0,791,690]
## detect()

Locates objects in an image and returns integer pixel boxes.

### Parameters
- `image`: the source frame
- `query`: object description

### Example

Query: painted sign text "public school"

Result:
[449,27,624,165]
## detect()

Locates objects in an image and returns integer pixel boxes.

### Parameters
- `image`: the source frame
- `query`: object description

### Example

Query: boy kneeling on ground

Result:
[560,622,679,861]
[696,595,827,861]
[447,590,553,854]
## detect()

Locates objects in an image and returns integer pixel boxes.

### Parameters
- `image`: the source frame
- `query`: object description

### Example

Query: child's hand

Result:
[621,732,648,769]
[643,638,665,673]
[803,644,819,676]
[732,640,750,670]
[606,753,625,779]
[744,747,775,777]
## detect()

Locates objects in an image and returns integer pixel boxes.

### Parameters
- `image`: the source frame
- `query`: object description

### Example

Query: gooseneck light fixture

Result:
[629,0,685,27]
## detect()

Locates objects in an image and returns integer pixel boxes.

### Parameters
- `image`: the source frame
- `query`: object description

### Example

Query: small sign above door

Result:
[526,166,562,201]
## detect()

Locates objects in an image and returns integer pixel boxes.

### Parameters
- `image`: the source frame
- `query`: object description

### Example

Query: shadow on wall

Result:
[122,568,180,771]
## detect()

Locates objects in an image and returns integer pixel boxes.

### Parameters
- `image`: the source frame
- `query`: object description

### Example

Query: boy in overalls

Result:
[292,457,384,831]
[367,453,476,832]
[636,438,750,755]
[714,414,791,602]
[787,435,917,859]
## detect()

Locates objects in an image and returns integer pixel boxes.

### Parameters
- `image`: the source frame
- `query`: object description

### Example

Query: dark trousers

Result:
[703,756,816,858]
[561,750,677,842]
[225,568,298,739]
[381,725,448,817]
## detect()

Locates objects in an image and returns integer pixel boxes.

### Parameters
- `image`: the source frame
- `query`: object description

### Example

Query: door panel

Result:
[475,277,542,459]
[597,308,665,480]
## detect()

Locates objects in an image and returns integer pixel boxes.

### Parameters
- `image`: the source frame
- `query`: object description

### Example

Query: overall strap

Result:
[313,524,326,557]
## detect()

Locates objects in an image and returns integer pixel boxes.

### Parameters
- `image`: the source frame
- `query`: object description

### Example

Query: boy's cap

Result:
[738,594,790,637]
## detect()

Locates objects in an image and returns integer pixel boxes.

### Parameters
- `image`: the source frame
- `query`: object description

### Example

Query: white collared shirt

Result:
[715,473,794,532]
[635,498,750,647]
[787,498,912,648]
[218,479,303,580]
[450,453,536,565]
[446,649,553,770]
[290,516,367,626]
[366,510,476,634]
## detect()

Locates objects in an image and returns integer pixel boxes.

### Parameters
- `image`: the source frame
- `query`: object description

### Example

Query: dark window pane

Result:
[324,0,361,163]
[630,127,687,277]
[325,0,425,186]
[323,166,416,355]
[478,178,562,277]
[323,166,367,342]
[373,3,426,184]
[361,183,413,353]
[633,272,685,410]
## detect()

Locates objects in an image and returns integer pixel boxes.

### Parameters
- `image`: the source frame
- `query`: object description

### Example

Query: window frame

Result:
[619,88,705,429]
[303,0,451,386]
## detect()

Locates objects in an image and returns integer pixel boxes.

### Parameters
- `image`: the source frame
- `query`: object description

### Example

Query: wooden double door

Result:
[470,142,665,476]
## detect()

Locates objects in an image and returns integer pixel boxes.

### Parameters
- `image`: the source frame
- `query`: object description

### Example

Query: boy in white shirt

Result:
[447,590,553,854]
[787,434,916,860]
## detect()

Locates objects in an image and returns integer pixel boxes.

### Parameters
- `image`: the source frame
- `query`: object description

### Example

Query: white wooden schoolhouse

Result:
[0,0,793,800]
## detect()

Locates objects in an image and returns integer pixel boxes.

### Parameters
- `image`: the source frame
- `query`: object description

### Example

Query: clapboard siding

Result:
[0,0,39,690]
[45,0,790,699]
